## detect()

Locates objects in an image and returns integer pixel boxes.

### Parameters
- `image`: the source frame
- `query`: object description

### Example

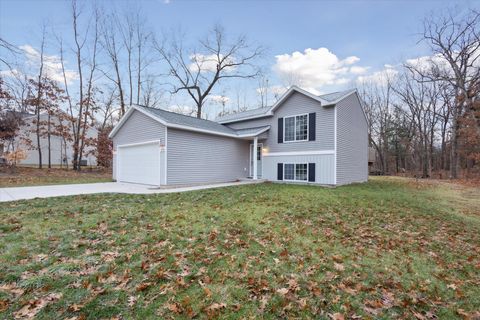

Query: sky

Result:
[0,0,478,117]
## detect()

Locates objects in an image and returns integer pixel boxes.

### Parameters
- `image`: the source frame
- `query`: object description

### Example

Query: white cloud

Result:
[350,66,369,75]
[405,54,449,73]
[165,104,196,116]
[209,95,230,105]
[273,48,367,90]
[188,53,235,73]
[0,68,21,78]
[356,64,399,87]
[19,44,78,84]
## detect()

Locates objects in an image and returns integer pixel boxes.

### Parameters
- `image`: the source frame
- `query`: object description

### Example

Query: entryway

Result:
[249,143,262,178]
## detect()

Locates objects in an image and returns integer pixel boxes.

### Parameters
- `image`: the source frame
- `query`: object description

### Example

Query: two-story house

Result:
[109,86,368,186]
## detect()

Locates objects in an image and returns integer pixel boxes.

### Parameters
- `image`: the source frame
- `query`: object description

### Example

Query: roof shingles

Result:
[136,105,269,138]
[216,87,355,123]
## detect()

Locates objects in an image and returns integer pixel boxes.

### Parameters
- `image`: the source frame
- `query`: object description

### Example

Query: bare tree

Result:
[0,38,21,71]
[66,0,99,171]
[32,27,46,169]
[100,6,153,114]
[101,11,126,116]
[257,75,270,108]
[359,74,397,174]
[413,8,480,178]
[393,68,443,177]
[154,25,264,118]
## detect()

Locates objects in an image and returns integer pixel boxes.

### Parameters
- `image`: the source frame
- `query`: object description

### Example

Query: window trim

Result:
[283,113,309,143]
[283,163,308,182]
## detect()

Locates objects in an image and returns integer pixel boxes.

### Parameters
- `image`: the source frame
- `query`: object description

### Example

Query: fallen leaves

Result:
[0,299,9,312]
[13,293,62,319]
[333,262,345,272]
[276,287,289,296]
[1,178,479,319]
[0,283,24,297]
[204,302,226,317]
[329,312,345,320]
[127,295,137,308]
[136,281,153,292]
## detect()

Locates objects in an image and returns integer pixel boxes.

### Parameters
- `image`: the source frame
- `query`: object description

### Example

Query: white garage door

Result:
[117,142,161,186]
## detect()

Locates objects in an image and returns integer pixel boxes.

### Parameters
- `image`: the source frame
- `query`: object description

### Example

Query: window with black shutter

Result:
[277,118,283,143]
[277,163,283,180]
[308,163,315,182]
[308,113,316,141]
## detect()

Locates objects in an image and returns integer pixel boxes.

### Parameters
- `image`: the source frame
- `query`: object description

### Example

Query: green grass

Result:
[0,167,112,187]
[1,177,479,319]
[0,176,112,187]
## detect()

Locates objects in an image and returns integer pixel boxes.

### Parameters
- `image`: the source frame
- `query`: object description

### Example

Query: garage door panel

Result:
[118,142,160,186]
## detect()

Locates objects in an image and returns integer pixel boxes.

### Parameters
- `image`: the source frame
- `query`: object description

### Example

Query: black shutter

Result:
[277,163,283,180]
[277,118,283,143]
[308,163,315,182]
[309,112,316,141]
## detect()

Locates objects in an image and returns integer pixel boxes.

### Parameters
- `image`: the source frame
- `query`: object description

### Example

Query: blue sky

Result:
[0,0,478,116]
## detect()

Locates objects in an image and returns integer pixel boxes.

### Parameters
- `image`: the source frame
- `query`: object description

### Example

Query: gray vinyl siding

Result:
[226,92,334,152]
[263,154,335,185]
[15,114,97,166]
[336,93,368,185]
[167,128,249,185]
[112,110,166,182]
[113,110,166,147]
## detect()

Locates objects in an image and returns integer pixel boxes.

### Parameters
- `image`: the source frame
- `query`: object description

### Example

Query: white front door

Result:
[117,141,161,186]
[250,143,262,178]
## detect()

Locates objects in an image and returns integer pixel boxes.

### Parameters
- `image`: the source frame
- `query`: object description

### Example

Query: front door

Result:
[249,143,262,178]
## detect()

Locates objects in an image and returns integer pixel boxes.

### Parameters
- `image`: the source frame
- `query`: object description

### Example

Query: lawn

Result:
[0,177,479,319]
[0,167,112,187]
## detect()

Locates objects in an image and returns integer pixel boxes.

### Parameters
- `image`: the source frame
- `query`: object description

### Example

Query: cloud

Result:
[19,44,78,84]
[165,104,196,116]
[273,48,367,90]
[209,95,230,105]
[188,53,235,73]
[256,85,288,98]
[356,64,399,87]
[0,68,22,78]
[405,54,448,72]
[350,66,369,75]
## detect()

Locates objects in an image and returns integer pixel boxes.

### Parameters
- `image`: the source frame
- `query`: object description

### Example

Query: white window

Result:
[284,117,295,142]
[284,163,308,181]
[284,114,308,142]
[295,163,308,181]
[284,163,294,180]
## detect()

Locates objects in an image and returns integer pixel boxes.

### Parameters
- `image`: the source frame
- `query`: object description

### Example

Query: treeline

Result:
[0,0,263,170]
[1,2,478,179]
[359,9,480,179]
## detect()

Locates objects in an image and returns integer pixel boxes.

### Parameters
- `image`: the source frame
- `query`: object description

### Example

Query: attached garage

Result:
[117,141,162,186]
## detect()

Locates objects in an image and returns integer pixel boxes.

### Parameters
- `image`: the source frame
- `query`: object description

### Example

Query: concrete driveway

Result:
[0,180,262,202]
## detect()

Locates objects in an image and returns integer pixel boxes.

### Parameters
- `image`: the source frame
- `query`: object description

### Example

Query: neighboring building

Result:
[11,114,97,167]
[109,86,368,186]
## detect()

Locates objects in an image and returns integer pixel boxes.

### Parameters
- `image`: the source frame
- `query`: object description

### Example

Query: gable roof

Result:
[109,105,270,139]
[216,86,357,124]
[140,106,238,136]
[214,106,271,123]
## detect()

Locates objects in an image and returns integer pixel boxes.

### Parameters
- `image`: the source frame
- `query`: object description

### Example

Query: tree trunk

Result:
[450,116,460,179]
[196,100,203,119]
[47,111,51,169]
[36,110,42,169]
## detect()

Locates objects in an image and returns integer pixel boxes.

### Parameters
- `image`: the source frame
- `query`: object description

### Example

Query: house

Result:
[109,86,368,186]
[10,113,98,167]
